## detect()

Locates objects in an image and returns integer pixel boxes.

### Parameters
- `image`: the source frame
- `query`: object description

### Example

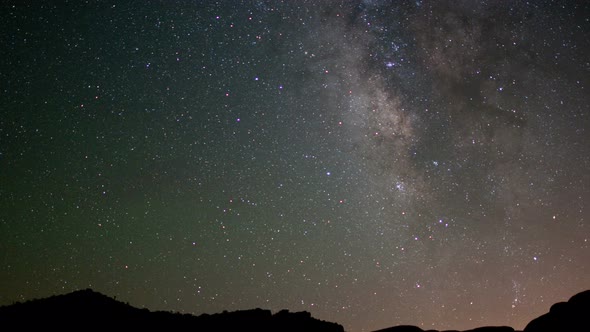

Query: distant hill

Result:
[373,289,589,332]
[0,289,344,331]
[1,289,587,331]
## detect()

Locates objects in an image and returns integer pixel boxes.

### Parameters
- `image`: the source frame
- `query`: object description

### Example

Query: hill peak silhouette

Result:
[0,288,343,331]
[1,289,588,331]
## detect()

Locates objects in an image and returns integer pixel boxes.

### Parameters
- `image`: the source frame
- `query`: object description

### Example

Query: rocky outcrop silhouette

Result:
[374,326,515,332]
[373,290,589,332]
[461,328,515,332]
[0,289,343,331]
[1,289,587,331]
[373,326,427,332]
[523,289,589,332]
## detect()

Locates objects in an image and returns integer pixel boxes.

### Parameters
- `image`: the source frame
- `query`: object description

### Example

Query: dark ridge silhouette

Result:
[461,328,515,332]
[373,326,514,332]
[374,326,426,332]
[2,289,588,331]
[373,290,589,332]
[523,289,590,332]
[0,289,343,331]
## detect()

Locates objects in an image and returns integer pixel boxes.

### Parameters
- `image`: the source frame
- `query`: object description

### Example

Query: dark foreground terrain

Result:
[374,289,589,332]
[0,289,587,331]
[0,288,343,331]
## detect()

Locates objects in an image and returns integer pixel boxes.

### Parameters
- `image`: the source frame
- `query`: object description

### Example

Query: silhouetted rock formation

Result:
[3,289,588,331]
[462,328,514,332]
[523,289,589,332]
[373,289,589,332]
[374,325,425,332]
[374,326,514,332]
[0,289,343,331]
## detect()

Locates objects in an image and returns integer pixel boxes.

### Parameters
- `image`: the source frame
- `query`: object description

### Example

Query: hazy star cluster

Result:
[1,1,588,331]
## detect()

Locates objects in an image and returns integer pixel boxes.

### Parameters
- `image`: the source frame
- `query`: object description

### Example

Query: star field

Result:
[1,1,588,331]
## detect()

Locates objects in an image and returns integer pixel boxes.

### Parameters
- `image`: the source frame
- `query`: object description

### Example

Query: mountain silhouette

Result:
[0,289,343,331]
[373,290,589,332]
[1,289,588,331]
[373,325,515,332]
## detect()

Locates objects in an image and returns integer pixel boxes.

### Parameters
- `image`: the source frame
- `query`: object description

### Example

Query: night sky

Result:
[1,1,589,331]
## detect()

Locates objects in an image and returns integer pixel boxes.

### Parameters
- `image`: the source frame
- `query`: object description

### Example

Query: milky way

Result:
[1,1,588,331]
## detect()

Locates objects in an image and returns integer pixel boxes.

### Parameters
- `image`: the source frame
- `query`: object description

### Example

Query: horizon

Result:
[1,1,588,332]
[3,287,589,331]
